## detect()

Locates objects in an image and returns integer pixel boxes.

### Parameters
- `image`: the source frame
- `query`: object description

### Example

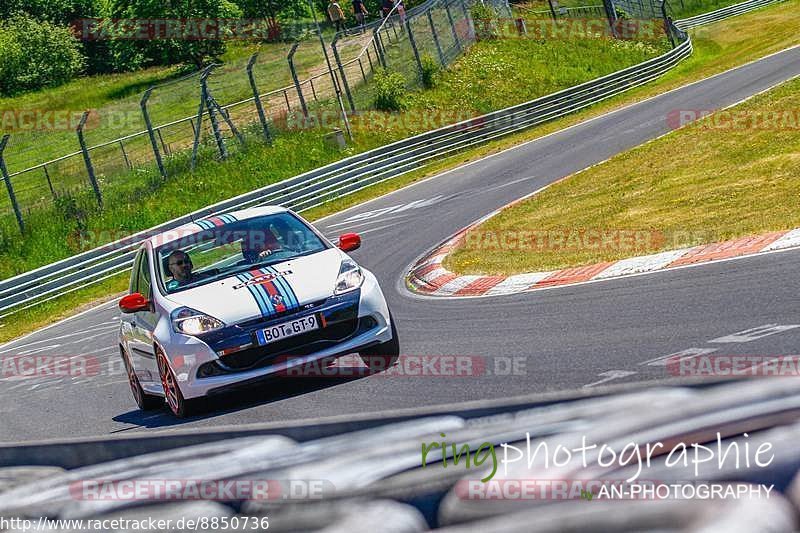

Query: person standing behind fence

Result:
[328,0,347,33]
[394,0,406,23]
[381,0,393,19]
[353,0,368,31]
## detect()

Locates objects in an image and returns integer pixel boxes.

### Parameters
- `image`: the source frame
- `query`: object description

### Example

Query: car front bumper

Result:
[157,270,392,399]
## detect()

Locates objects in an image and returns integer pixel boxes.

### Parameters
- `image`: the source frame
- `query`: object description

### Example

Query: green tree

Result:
[0,0,101,23]
[0,13,85,95]
[103,0,243,70]
[235,0,307,39]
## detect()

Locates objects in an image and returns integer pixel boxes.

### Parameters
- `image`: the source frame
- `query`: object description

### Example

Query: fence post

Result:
[331,34,356,112]
[405,19,425,82]
[287,43,309,118]
[372,26,388,67]
[0,135,24,233]
[661,0,676,47]
[444,2,463,52]
[427,11,446,66]
[140,87,167,179]
[119,140,132,170]
[547,0,558,19]
[459,0,475,41]
[76,111,103,208]
[202,67,227,160]
[42,164,56,199]
[190,85,206,171]
[602,0,620,38]
[247,54,272,142]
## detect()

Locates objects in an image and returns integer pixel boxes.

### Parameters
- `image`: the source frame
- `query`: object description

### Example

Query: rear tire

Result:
[156,349,202,418]
[359,313,400,372]
[122,348,161,411]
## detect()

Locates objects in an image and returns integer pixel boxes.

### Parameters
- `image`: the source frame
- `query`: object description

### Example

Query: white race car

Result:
[117,206,398,417]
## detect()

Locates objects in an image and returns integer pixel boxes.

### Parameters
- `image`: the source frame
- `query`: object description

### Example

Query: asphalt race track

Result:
[2,46,800,442]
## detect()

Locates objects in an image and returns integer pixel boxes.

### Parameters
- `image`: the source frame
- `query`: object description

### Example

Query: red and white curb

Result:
[406,226,800,297]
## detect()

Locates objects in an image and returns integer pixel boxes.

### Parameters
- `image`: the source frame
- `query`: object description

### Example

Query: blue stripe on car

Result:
[237,272,274,318]
[264,266,299,310]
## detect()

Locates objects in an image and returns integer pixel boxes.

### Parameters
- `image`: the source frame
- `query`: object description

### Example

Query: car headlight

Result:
[171,307,225,336]
[334,258,364,294]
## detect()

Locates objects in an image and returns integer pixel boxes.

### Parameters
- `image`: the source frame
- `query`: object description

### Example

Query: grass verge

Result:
[1,0,798,342]
[445,56,800,275]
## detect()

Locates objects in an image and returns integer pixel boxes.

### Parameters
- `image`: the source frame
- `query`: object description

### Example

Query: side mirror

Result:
[337,232,361,252]
[119,293,151,314]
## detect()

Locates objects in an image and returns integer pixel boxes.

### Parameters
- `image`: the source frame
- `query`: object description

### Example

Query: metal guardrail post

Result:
[405,19,425,81]
[77,111,103,208]
[140,88,167,179]
[0,135,24,233]
[287,43,310,118]
[331,35,356,113]
[427,11,447,66]
[246,54,272,142]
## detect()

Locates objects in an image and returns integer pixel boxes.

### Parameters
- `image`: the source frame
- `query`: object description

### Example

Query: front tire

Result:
[156,349,202,418]
[122,348,161,411]
[359,313,400,372]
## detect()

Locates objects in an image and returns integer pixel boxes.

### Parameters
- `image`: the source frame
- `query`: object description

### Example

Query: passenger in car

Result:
[240,228,283,264]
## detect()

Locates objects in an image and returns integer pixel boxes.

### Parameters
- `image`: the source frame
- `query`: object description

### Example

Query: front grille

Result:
[236,299,328,329]
[221,318,358,370]
[198,315,379,377]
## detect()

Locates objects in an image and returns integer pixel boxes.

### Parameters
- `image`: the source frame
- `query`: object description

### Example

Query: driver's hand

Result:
[258,249,276,258]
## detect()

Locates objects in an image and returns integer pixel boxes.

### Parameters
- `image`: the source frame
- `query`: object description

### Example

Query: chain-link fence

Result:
[0,0,556,234]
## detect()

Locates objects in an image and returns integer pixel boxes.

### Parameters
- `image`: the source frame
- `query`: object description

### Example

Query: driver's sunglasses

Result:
[170,258,191,267]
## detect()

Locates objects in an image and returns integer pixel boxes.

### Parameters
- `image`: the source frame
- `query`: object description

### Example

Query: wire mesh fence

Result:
[0,0,525,233]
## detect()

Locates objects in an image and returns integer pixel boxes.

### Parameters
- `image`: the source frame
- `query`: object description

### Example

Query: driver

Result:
[166,250,199,289]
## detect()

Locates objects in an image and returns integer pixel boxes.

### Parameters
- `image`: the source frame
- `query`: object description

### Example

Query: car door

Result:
[119,249,141,376]
[129,246,159,383]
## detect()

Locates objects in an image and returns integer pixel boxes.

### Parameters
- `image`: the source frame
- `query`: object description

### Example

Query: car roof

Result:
[145,205,290,248]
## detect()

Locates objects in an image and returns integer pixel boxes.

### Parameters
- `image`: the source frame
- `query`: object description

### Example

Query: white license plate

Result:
[256,315,320,345]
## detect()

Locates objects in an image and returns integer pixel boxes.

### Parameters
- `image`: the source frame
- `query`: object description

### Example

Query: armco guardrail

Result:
[674,0,786,29]
[0,0,784,320]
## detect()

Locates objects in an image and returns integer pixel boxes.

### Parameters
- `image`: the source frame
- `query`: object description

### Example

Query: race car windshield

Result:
[156,213,328,294]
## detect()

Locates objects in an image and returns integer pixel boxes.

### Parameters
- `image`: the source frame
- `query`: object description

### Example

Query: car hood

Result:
[164,248,347,325]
